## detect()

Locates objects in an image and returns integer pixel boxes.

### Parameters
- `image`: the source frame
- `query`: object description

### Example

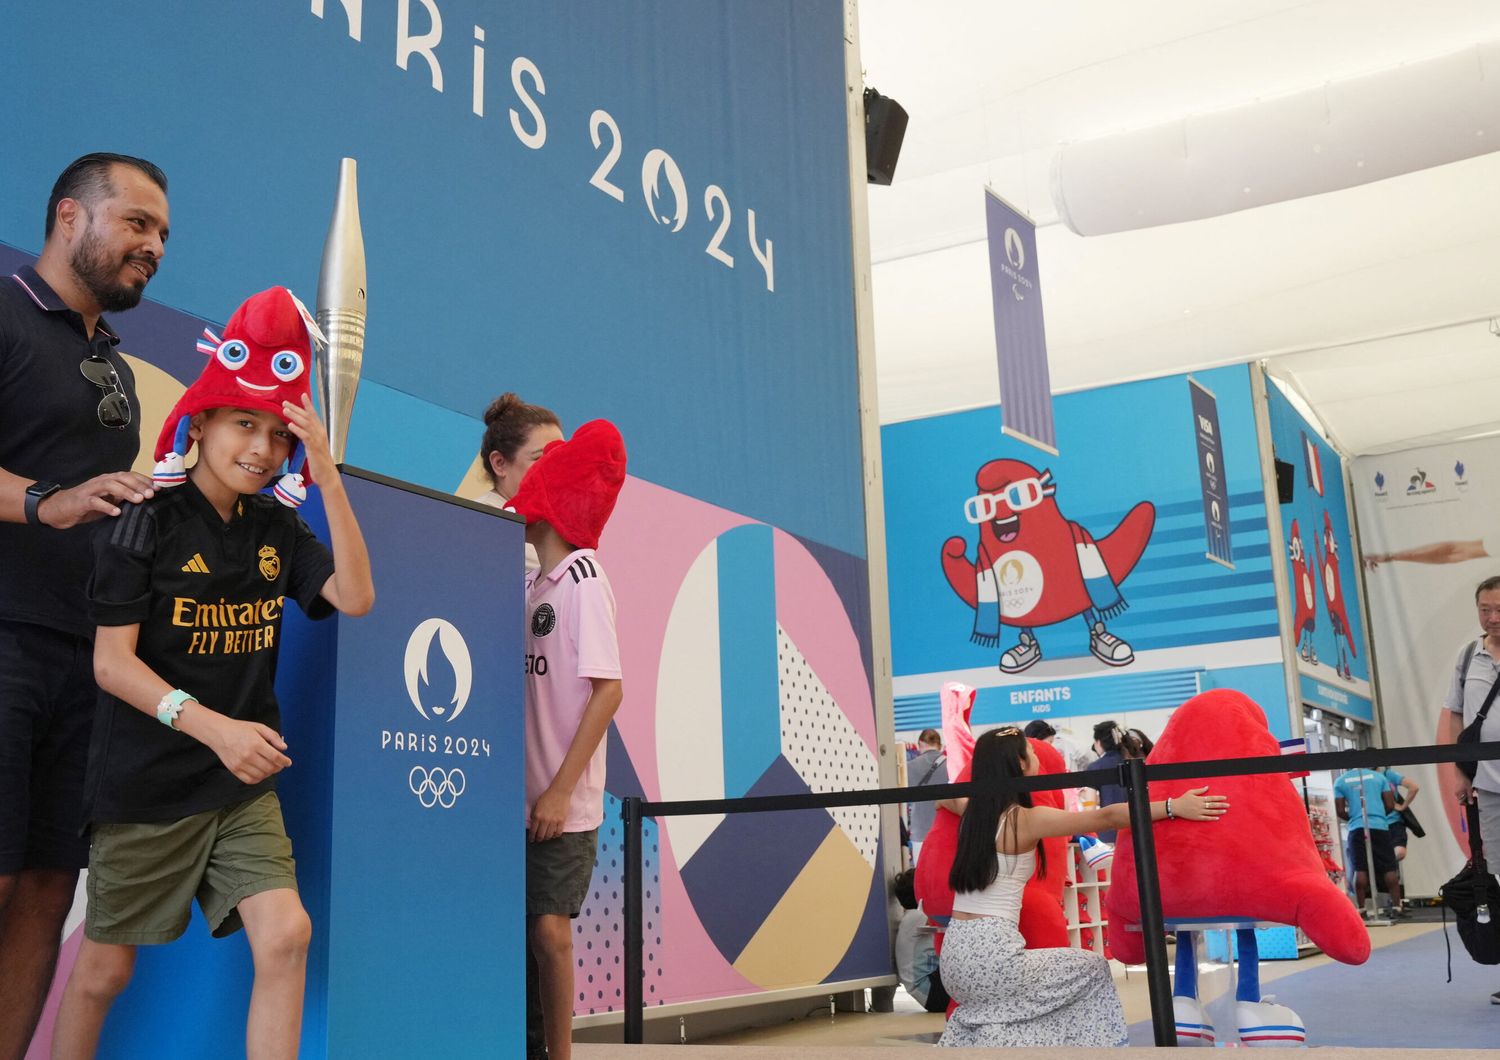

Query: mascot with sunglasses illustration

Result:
[941,458,1154,673]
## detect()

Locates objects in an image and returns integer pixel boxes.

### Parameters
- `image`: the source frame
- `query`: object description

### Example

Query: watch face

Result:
[27,482,59,497]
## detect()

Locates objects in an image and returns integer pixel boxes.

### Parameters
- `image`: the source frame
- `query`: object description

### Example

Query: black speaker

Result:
[864,87,908,186]
[1274,458,1295,504]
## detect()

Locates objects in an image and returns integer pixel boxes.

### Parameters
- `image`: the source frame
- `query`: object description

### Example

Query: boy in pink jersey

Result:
[506,419,626,1060]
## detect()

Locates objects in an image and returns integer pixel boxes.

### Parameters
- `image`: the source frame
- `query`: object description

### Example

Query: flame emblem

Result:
[403,618,473,722]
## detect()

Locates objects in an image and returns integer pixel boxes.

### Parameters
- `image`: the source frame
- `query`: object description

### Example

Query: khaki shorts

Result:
[526,828,598,918]
[86,792,298,944]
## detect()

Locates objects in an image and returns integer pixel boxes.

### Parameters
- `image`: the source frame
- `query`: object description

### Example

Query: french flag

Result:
[1279,737,1309,780]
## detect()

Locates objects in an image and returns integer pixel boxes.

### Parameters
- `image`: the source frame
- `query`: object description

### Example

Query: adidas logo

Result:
[181,554,211,574]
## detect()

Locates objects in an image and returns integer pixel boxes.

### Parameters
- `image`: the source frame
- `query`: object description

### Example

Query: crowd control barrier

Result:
[620,739,1500,1046]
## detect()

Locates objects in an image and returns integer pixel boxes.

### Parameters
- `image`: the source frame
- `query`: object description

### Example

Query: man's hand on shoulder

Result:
[39,471,155,528]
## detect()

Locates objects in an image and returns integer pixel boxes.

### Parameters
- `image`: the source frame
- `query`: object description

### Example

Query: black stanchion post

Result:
[623,796,644,1044]
[1125,757,1177,1047]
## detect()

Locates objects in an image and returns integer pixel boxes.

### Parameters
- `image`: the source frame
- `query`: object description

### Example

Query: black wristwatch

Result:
[24,481,61,526]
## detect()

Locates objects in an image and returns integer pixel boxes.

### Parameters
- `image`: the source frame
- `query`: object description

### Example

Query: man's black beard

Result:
[70,224,147,313]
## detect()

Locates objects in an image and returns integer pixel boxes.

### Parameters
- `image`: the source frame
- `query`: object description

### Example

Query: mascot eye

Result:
[216,340,250,371]
[270,350,305,382]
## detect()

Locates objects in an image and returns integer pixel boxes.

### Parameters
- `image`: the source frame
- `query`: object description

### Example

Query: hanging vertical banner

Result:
[985,189,1057,454]
[1188,376,1234,569]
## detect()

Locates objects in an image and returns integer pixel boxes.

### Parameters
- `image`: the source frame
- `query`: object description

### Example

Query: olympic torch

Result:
[314,157,367,464]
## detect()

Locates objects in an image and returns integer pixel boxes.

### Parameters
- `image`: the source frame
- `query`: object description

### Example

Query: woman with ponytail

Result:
[939,727,1227,1048]
[476,392,562,572]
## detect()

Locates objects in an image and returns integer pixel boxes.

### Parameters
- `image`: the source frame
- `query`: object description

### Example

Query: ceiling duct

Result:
[1052,41,1500,236]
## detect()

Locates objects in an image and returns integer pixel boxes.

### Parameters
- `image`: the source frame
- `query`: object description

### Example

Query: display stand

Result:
[94,468,526,1058]
[1063,840,1111,955]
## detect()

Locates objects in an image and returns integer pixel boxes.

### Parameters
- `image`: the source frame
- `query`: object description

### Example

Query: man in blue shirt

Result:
[1333,767,1400,916]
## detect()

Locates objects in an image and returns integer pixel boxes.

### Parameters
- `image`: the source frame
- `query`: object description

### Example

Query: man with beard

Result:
[0,153,167,1058]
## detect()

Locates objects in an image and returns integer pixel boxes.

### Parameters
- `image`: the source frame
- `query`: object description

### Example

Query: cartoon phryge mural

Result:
[942,459,1155,673]
[1313,511,1358,680]
[1287,518,1318,664]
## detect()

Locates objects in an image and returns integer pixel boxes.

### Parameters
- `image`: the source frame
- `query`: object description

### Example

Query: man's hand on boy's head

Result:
[282,394,337,482]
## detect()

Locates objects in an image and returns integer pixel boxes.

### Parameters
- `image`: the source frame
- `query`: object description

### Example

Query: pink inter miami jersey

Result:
[524,549,621,832]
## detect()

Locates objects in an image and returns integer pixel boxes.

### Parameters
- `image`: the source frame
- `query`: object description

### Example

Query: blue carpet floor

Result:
[1128,925,1498,1049]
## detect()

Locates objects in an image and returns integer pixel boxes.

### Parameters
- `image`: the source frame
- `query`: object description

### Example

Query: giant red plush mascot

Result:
[1108,690,1368,1046]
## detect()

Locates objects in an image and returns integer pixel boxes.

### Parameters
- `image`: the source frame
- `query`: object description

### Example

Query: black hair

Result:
[948,728,1045,893]
[1022,719,1055,740]
[893,868,918,911]
[1093,720,1123,753]
[1476,576,1500,601]
[1128,728,1155,757]
[46,153,167,239]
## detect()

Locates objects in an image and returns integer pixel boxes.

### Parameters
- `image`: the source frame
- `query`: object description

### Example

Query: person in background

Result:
[1333,766,1401,918]
[1378,766,1419,862]
[1437,575,1500,1006]
[476,392,563,572]
[892,869,949,1013]
[1088,721,1130,842]
[1128,728,1155,757]
[0,152,168,1058]
[906,729,946,863]
[1022,719,1055,743]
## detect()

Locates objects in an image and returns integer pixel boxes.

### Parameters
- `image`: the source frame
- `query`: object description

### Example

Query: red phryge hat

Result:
[506,419,627,549]
[152,286,324,507]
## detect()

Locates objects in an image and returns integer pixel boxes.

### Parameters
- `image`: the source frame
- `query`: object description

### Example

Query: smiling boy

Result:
[49,287,374,1060]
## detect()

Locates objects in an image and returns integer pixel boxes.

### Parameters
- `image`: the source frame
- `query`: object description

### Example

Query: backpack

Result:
[1439,799,1500,975]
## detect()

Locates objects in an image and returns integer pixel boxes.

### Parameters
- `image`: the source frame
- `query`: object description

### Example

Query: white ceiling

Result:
[858,0,1500,455]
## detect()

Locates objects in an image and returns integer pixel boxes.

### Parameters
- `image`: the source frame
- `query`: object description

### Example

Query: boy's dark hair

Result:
[1476,575,1500,601]
[893,868,918,910]
[479,392,561,484]
[47,153,167,238]
[1023,720,1055,740]
[916,728,941,748]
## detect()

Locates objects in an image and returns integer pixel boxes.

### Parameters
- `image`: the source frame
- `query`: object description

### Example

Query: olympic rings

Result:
[408,765,467,809]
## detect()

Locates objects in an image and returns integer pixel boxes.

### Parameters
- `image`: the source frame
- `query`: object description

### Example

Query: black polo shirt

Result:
[85,480,335,823]
[0,266,142,637]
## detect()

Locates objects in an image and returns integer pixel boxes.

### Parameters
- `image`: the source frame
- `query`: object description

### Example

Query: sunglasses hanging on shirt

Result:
[79,354,131,429]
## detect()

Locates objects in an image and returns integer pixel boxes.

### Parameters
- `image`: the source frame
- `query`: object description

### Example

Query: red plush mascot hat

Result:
[506,419,627,550]
[152,286,324,508]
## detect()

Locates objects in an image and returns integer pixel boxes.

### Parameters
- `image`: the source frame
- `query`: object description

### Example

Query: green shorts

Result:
[86,792,298,945]
[526,828,598,918]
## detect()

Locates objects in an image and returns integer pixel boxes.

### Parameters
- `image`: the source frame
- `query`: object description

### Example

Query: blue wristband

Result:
[156,689,195,729]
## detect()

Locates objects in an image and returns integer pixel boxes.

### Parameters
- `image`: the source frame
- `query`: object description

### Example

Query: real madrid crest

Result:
[258,545,281,581]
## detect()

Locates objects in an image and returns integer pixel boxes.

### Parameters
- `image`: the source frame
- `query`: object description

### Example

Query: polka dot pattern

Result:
[776,625,880,867]
[572,793,664,1015]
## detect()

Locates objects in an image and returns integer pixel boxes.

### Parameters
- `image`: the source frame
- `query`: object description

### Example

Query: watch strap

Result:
[24,481,60,526]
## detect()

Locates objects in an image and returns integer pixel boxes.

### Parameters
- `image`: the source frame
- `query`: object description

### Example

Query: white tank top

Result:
[951,809,1034,920]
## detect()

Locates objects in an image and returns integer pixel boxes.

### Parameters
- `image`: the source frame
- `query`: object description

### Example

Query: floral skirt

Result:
[938,914,1128,1048]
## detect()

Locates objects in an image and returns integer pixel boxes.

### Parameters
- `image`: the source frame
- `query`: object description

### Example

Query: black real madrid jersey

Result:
[85,480,335,823]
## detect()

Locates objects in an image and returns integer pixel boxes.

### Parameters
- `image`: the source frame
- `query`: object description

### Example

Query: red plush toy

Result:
[506,419,627,549]
[152,286,322,507]
[1107,689,1368,1046]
